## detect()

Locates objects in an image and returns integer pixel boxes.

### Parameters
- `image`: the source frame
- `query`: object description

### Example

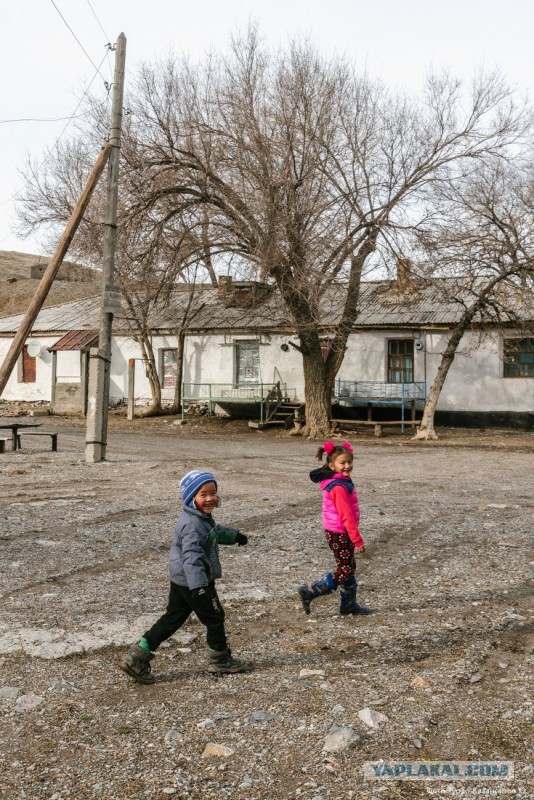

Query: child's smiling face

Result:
[194,481,218,514]
[330,452,353,477]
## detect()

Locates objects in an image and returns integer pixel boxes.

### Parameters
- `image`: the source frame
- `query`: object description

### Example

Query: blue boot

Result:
[339,577,371,615]
[298,573,337,615]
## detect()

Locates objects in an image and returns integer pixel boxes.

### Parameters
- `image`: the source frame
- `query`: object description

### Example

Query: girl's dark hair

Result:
[316,442,353,463]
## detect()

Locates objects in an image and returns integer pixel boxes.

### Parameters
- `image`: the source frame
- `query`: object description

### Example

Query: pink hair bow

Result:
[323,441,335,455]
[342,441,353,452]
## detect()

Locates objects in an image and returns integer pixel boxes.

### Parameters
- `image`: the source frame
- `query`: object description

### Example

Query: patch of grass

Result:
[115,725,132,735]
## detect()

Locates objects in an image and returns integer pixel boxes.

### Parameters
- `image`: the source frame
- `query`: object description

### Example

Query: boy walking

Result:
[120,470,250,683]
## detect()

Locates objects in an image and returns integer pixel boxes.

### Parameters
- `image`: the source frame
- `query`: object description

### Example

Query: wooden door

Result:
[22,347,36,383]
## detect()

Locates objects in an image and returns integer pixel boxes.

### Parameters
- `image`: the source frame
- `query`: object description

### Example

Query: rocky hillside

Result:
[0,250,100,316]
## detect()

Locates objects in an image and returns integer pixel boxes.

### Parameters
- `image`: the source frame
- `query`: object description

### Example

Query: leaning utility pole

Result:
[85,33,126,463]
[0,143,111,397]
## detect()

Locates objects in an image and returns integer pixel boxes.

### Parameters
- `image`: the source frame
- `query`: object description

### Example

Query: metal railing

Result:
[334,380,426,403]
[333,380,426,432]
[181,381,296,423]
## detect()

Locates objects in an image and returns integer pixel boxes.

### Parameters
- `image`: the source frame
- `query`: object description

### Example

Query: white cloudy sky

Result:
[1,0,532,256]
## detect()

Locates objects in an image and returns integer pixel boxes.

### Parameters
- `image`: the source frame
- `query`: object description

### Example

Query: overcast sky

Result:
[1,0,532,257]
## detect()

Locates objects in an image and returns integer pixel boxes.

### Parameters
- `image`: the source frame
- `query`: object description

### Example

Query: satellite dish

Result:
[27,341,41,357]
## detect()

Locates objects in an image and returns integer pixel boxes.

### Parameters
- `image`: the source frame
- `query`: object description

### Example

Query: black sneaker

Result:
[207,650,251,674]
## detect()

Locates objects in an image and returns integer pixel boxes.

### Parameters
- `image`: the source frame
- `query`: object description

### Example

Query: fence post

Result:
[127,359,135,420]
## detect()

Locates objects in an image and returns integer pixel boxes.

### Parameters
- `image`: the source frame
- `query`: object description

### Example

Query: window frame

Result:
[503,337,534,378]
[234,340,260,385]
[387,338,414,384]
[160,348,178,389]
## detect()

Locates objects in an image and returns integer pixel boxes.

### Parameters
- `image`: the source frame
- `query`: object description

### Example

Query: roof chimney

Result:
[395,258,415,293]
[218,275,232,298]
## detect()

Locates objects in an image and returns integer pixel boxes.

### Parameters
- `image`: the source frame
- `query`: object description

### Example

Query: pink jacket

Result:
[320,474,364,548]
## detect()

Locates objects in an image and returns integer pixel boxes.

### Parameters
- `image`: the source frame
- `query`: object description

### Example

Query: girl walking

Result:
[298,441,371,616]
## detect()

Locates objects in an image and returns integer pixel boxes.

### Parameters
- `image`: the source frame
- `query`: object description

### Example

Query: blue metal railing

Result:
[334,380,426,402]
[181,382,296,423]
[333,380,426,431]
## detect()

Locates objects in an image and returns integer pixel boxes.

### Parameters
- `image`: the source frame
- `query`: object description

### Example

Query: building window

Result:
[22,346,36,383]
[503,338,534,378]
[388,339,414,383]
[235,341,259,384]
[161,349,177,388]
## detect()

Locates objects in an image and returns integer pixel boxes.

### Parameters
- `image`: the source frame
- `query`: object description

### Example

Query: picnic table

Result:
[0,421,42,451]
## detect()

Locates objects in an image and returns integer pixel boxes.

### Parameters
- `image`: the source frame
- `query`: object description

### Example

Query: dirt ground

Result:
[0,405,532,800]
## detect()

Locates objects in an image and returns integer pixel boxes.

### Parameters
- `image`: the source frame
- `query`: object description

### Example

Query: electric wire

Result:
[42,48,111,155]
[2,2,116,245]
[49,0,106,79]
[0,116,85,124]
[0,48,110,223]
[85,0,110,42]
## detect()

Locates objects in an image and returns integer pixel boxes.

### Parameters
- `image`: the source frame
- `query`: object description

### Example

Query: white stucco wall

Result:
[423,330,533,412]
[0,336,59,402]
[56,350,81,383]
[339,329,533,413]
[110,334,305,404]
[2,328,532,413]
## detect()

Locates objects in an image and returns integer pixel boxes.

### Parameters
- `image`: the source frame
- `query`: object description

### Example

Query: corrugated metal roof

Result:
[0,279,532,336]
[48,330,99,351]
[0,296,102,334]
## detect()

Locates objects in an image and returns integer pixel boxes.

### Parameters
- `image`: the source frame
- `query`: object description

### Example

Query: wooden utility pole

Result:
[85,33,126,463]
[0,143,112,397]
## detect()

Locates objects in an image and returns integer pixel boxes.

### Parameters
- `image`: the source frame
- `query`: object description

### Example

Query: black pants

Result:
[143,581,227,653]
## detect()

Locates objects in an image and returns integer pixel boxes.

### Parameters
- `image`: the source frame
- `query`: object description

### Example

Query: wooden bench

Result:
[0,437,8,454]
[16,431,58,451]
[333,419,420,437]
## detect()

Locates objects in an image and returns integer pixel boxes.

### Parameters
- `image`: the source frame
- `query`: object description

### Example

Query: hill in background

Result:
[0,250,100,316]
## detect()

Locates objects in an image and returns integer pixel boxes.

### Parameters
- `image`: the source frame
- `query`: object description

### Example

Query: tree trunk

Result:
[138,335,162,415]
[413,326,467,440]
[171,328,186,412]
[414,270,513,441]
[298,350,334,439]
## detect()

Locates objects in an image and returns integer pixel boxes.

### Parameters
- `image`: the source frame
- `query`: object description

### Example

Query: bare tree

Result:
[16,29,532,436]
[124,30,530,437]
[17,116,212,414]
[413,158,534,439]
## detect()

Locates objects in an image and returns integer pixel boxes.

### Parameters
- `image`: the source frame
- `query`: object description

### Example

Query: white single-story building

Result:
[0,274,533,427]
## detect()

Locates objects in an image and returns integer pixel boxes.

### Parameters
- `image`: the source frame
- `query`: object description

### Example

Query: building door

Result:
[22,346,36,383]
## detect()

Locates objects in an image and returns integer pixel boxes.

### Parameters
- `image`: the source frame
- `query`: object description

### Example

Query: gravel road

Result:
[0,412,532,800]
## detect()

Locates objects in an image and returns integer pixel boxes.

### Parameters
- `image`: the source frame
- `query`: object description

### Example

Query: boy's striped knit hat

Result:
[180,470,217,508]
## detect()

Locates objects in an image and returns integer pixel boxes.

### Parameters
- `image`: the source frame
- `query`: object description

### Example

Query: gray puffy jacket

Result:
[168,505,240,590]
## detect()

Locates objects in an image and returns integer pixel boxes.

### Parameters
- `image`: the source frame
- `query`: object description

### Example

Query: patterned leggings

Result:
[325,530,356,586]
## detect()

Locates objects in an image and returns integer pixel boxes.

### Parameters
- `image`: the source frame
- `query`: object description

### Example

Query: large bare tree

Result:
[17,29,531,436]
[17,119,213,414]
[123,31,529,437]
[413,158,534,439]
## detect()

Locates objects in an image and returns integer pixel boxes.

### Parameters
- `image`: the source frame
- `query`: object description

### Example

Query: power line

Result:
[0,115,85,124]
[0,49,110,212]
[49,0,106,79]
[85,0,110,43]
